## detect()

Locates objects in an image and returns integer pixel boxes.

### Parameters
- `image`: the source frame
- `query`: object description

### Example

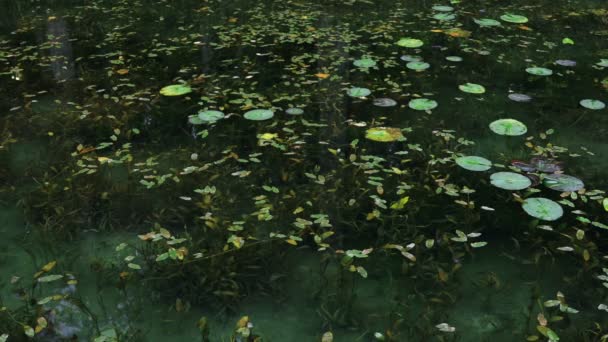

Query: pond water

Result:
[1,0,608,341]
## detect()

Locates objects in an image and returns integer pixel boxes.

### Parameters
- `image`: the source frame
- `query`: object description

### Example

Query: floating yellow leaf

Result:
[116,69,129,75]
[518,25,533,31]
[446,28,471,38]
[259,133,278,140]
[285,239,298,246]
[315,73,330,79]
[41,261,57,272]
[390,196,410,210]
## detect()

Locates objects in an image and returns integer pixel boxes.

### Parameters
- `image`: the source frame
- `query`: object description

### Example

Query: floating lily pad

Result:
[365,127,404,142]
[580,99,605,110]
[196,110,225,123]
[400,55,422,62]
[406,61,430,71]
[526,67,553,76]
[433,13,456,21]
[489,119,528,136]
[354,58,377,68]
[244,109,274,121]
[446,56,463,62]
[432,5,454,11]
[373,98,397,107]
[530,158,563,173]
[285,107,304,115]
[508,93,532,102]
[160,84,192,96]
[347,87,372,97]
[474,18,502,27]
[408,98,438,110]
[522,197,563,221]
[188,115,204,125]
[555,59,576,67]
[459,83,486,94]
[543,174,584,192]
[597,59,608,67]
[490,172,532,190]
[396,38,424,48]
[456,156,492,171]
[500,13,529,23]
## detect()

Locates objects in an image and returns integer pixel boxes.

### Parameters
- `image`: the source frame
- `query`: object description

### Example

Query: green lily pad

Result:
[489,118,528,136]
[198,110,225,122]
[543,174,585,192]
[160,84,192,96]
[396,38,424,48]
[354,58,377,68]
[365,127,404,142]
[285,107,304,115]
[244,109,274,121]
[406,61,430,71]
[500,13,529,24]
[490,172,532,190]
[446,56,463,62]
[526,67,553,76]
[347,87,372,97]
[459,83,486,94]
[580,99,605,110]
[474,18,502,27]
[597,59,608,67]
[456,156,492,171]
[432,5,454,12]
[408,98,438,110]
[522,197,563,221]
[433,13,456,21]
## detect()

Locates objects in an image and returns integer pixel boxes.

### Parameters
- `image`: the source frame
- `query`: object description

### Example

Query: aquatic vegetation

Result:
[408,98,438,110]
[458,83,486,94]
[580,99,606,110]
[365,127,404,142]
[522,198,564,221]
[347,87,371,97]
[396,38,423,48]
[490,172,532,190]
[456,156,493,171]
[159,84,192,96]
[244,109,274,121]
[489,119,528,136]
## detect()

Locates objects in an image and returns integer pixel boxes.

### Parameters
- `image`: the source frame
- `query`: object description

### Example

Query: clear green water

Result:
[1,0,608,341]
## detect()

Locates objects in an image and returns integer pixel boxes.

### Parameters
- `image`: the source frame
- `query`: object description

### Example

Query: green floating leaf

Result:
[353,58,377,68]
[458,83,486,94]
[347,87,372,97]
[406,61,430,71]
[562,37,574,45]
[522,197,563,221]
[489,118,527,136]
[474,18,502,27]
[470,241,488,248]
[500,13,529,23]
[580,99,605,110]
[490,172,532,190]
[285,107,304,115]
[456,156,492,171]
[244,109,274,121]
[432,5,454,12]
[365,127,404,142]
[38,274,64,283]
[446,56,463,62]
[189,110,225,125]
[433,13,456,21]
[408,98,438,110]
[603,198,608,211]
[160,84,192,96]
[526,67,553,76]
[396,38,424,48]
[543,174,584,192]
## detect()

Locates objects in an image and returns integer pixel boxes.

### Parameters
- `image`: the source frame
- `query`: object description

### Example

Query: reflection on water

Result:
[1,0,608,341]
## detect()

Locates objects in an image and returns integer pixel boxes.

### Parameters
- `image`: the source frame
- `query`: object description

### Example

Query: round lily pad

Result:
[354,58,376,68]
[432,5,454,12]
[373,98,397,107]
[285,107,304,115]
[160,84,192,96]
[500,14,529,23]
[522,197,563,221]
[459,83,486,94]
[196,110,225,123]
[508,93,532,102]
[408,98,438,111]
[543,174,584,192]
[446,56,463,62]
[555,59,576,67]
[597,59,608,67]
[406,61,430,71]
[396,38,424,48]
[400,55,422,62]
[489,119,528,136]
[347,87,372,97]
[365,127,404,142]
[433,13,456,21]
[474,18,501,27]
[188,115,204,125]
[244,109,274,121]
[526,67,553,76]
[490,172,532,190]
[580,99,605,110]
[456,156,492,171]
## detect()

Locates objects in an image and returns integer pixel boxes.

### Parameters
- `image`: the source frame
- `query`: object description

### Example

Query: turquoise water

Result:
[1,0,608,341]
